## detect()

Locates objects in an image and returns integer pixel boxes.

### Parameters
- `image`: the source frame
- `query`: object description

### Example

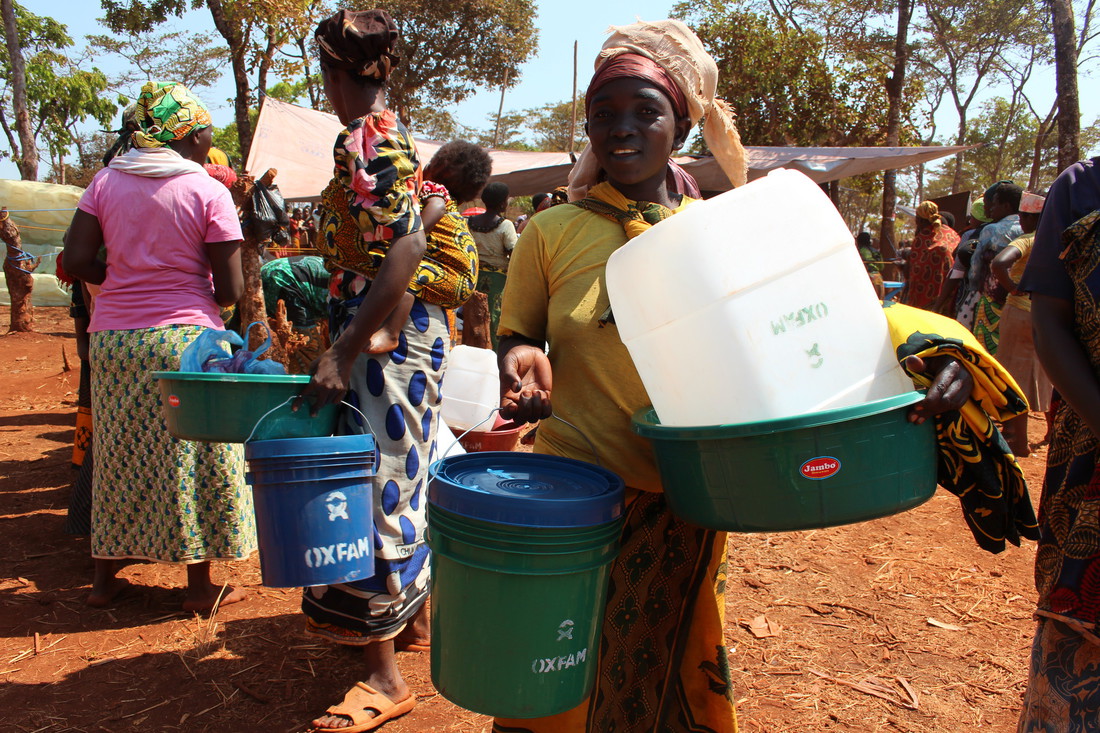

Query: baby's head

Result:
[424,141,493,204]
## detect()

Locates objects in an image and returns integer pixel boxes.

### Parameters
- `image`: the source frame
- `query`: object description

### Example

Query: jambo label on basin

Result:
[800,456,841,480]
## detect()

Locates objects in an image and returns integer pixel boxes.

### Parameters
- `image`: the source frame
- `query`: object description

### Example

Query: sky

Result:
[2,0,1097,182]
[0,0,680,179]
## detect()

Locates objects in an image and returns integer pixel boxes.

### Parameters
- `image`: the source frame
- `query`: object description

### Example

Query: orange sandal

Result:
[312,682,416,732]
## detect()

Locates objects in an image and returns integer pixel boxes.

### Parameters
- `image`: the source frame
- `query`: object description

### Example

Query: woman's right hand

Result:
[499,341,553,423]
[296,346,354,416]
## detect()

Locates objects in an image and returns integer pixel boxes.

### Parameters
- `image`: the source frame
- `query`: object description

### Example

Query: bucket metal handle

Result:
[444,408,602,467]
[244,396,377,448]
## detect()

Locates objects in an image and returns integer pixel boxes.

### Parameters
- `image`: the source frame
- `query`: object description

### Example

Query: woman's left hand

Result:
[905,355,973,424]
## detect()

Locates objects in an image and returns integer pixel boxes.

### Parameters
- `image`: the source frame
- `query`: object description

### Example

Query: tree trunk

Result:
[951,116,967,194]
[462,291,491,349]
[1049,0,1080,171]
[298,36,320,109]
[879,0,912,283]
[229,171,279,360]
[1030,105,1057,189]
[1,0,38,181]
[207,0,254,163]
[1,208,37,332]
[257,30,276,102]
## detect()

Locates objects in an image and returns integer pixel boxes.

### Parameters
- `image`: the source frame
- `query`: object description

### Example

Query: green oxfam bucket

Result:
[427,452,625,719]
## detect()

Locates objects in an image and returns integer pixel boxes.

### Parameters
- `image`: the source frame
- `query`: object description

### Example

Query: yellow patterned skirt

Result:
[493,489,738,733]
[90,326,256,564]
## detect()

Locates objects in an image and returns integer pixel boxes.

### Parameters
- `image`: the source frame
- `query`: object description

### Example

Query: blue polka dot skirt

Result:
[304,282,448,643]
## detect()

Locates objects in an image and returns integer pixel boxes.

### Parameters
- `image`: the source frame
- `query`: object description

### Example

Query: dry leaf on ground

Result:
[742,614,782,638]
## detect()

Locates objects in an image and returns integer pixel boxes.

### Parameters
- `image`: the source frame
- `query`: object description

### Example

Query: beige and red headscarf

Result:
[568,18,747,199]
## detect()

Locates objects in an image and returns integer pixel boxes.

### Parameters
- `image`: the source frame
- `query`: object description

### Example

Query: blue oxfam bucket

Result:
[245,432,377,588]
[427,449,625,718]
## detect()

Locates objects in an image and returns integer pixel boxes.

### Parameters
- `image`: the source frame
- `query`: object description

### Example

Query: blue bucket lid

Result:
[246,433,375,461]
[428,452,625,528]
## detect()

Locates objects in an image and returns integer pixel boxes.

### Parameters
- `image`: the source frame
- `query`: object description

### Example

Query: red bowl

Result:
[456,421,524,453]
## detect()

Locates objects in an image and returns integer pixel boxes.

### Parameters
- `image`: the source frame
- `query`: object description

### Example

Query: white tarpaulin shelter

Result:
[0,179,85,307]
[247,97,971,200]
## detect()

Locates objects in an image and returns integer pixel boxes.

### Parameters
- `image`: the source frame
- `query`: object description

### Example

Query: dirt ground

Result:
[1,305,1048,732]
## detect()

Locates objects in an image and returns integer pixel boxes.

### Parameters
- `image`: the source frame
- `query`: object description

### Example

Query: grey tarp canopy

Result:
[246,98,969,200]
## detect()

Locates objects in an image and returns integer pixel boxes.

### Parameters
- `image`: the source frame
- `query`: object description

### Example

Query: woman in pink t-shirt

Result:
[63,82,257,612]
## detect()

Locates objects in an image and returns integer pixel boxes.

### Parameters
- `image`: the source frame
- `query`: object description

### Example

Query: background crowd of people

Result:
[46,3,1100,732]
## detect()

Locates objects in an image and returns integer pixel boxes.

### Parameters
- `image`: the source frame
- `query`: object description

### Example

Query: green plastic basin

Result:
[152,371,339,443]
[631,391,937,532]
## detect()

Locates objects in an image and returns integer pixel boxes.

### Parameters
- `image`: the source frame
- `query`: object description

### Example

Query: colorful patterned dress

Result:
[1016,211,1100,730]
[969,215,1023,354]
[903,224,958,310]
[494,184,738,732]
[316,111,477,310]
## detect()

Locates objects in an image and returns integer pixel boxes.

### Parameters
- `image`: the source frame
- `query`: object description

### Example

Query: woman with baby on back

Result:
[298,8,490,732]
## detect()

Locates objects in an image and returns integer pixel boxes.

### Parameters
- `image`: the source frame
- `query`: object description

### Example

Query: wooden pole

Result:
[229,169,284,363]
[462,291,492,349]
[492,69,510,149]
[570,41,578,154]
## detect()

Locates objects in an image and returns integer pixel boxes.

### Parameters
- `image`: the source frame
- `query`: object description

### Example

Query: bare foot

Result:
[182,584,247,613]
[365,328,401,355]
[86,576,131,608]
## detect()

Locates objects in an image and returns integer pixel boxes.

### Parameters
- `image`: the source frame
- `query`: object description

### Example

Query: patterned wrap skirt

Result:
[493,490,738,733]
[89,326,256,564]
[972,294,1004,355]
[475,265,508,350]
[1019,211,1100,731]
[1019,615,1100,732]
[303,274,448,643]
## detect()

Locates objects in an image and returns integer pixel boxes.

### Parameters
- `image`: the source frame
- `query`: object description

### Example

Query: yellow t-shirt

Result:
[498,198,694,493]
[1005,234,1035,312]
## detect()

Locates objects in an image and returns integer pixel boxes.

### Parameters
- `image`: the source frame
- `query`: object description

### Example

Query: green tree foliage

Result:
[413,108,476,143]
[101,0,325,161]
[475,110,536,151]
[525,98,585,152]
[917,0,1047,191]
[921,97,1100,197]
[673,1,920,147]
[383,0,538,124]
[45,130,114,187]
[208,108,259,166]
[0,3,122,180]
[87,28,228,94]
[265,80,310,105]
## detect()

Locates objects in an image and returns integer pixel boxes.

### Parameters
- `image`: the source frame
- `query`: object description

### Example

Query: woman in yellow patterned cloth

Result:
[494,19,1037,732]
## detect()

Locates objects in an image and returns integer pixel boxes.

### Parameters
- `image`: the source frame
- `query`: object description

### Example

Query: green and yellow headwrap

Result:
[131,81,212,149]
